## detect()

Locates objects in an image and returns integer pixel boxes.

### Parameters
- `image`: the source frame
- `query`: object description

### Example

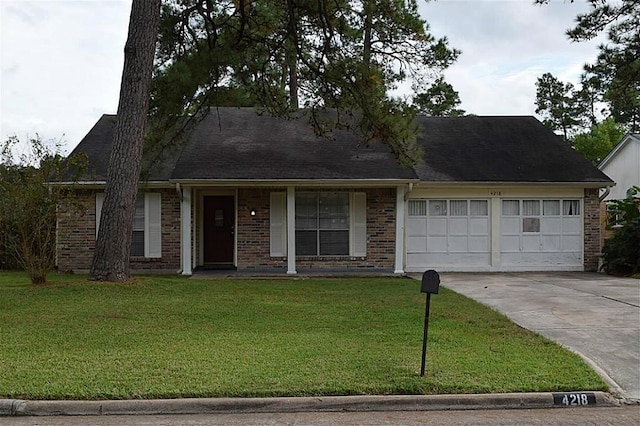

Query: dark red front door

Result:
[203,196,235,265]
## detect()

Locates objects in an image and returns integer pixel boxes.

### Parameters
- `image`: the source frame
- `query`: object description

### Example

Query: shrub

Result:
[0,136,86,284]
[601,186,640,275]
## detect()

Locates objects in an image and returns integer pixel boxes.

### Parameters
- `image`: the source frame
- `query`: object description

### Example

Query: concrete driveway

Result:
[434,272,640,401]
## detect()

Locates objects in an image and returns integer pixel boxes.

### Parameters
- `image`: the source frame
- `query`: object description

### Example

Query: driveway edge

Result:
[0,392,620,417]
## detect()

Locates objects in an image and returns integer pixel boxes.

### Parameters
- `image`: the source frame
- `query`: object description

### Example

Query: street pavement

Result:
[2,406,639,426]
[435,272,640,401]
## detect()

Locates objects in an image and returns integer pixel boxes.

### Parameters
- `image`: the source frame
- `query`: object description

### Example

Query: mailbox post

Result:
[420,270,440,377]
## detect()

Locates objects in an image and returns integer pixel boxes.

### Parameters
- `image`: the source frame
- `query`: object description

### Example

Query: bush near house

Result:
[602,186,640,276]
[0,136,86,284]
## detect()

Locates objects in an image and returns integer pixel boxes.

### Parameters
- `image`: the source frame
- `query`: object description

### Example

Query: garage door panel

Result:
[501,235,520,252]
[501,218,520,234]
[541,218,561,233]
[469,218,489,234]
[563,218,581,234]
[563,236,581,251]
[449,218,468,235]
[407,236,427,253]
[427,236,448,253]
[427,218,447,235]
[407,218,426,236]
[542,235,561,251]
[448,236,468,252]
[469,236,489,252]
[522,235,541,252]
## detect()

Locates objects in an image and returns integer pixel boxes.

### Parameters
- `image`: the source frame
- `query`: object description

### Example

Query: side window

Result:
[95,192,161,258]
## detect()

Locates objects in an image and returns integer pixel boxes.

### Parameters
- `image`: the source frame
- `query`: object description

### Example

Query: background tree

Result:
[535,72,586,143]
[90,0,162,282]
[572,117,626,164]
[151,0,460,164]
[0,136,86,285]
[536,0,639,132]
[413,76,465,116]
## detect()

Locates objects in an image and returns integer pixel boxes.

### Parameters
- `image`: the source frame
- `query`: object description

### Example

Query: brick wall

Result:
[56,188,181,273]
[583,188,601,272]
[236,187,397,271]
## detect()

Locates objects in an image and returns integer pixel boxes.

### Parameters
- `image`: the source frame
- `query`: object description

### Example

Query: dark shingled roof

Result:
[414,115,612,184]
[69,108,612,185]
[170,108,416,180]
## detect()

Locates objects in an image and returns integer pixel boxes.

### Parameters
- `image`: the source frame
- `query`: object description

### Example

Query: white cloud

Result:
[420,0,604,116]
[1,0,130,153]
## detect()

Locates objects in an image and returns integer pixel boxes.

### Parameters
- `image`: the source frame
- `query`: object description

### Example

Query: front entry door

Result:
[203,196,235,265]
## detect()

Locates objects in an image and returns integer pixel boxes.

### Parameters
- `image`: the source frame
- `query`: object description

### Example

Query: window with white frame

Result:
[296,192,350,256]
[96,192,162,258]
[269,191,366,258]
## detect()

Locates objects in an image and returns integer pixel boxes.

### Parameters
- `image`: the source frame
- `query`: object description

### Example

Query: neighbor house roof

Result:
[598,133,640,169]
[68,108,613,187]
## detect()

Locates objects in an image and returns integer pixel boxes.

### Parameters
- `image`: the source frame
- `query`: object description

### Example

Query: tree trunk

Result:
[89,0,161,282]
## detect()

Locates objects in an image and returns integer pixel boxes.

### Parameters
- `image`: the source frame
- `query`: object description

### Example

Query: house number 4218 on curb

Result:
[553,392,596,406]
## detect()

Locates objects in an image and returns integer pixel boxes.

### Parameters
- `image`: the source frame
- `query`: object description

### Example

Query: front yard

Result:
[0,273,606,400]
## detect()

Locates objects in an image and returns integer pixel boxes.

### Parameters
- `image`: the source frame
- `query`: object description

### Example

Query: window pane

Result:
[319,230,349,255]
[523,218,540,232]
[502,200,519,216]
[133,196,145,230]
[470,200,488,216]
[429,200,447,216]
[563,200,580,216]
[408,200,427,217]
[543,200,560,216]
[523,200,540,216]
[295,193,317,229]
[319,193,349,229]
[130,230,144,256]
[450,200,468,216]
[296,230,317,255]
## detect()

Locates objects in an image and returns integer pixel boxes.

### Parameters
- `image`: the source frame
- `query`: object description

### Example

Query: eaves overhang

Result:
[169,178,420,188]
[413,180,615,189]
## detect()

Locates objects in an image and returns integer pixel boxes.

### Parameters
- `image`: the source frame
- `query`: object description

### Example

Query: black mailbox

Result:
[420,270,440,294]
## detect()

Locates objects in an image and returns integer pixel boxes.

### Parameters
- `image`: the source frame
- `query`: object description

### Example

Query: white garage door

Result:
[406,199,490,269]
[501,199,582,267]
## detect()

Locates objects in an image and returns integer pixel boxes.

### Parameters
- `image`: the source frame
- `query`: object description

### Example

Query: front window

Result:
[131,195,145,256]
[295,192,349,256]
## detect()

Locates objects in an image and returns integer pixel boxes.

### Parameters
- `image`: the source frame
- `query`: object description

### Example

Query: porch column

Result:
[490,197,501,268]
[286,187,297,274]
[394,185,406,274]
[181,186,193,275]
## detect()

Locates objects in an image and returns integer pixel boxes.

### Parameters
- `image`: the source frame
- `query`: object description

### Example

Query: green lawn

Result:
[0,272,607,400]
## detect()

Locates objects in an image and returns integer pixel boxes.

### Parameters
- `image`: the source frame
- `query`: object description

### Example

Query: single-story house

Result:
[56,108,613,275]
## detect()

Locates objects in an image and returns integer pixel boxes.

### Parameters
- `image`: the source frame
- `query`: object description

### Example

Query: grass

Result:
[0,272,607,400]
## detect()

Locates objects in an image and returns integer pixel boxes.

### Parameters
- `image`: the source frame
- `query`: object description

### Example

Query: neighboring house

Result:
[597,133,640,243]
[599,133,640,201]
[56,108,613,275]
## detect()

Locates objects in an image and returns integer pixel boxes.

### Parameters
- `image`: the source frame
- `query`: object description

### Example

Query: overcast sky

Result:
[1,0,604,154]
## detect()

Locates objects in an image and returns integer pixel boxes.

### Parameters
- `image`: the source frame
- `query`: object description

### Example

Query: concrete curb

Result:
[0,392,620,417]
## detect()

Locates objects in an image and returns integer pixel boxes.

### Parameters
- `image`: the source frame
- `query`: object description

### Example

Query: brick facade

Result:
[235,187,397,271]
[583,188,601,272]
[56,186,603,274]
[56,188,181,273]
